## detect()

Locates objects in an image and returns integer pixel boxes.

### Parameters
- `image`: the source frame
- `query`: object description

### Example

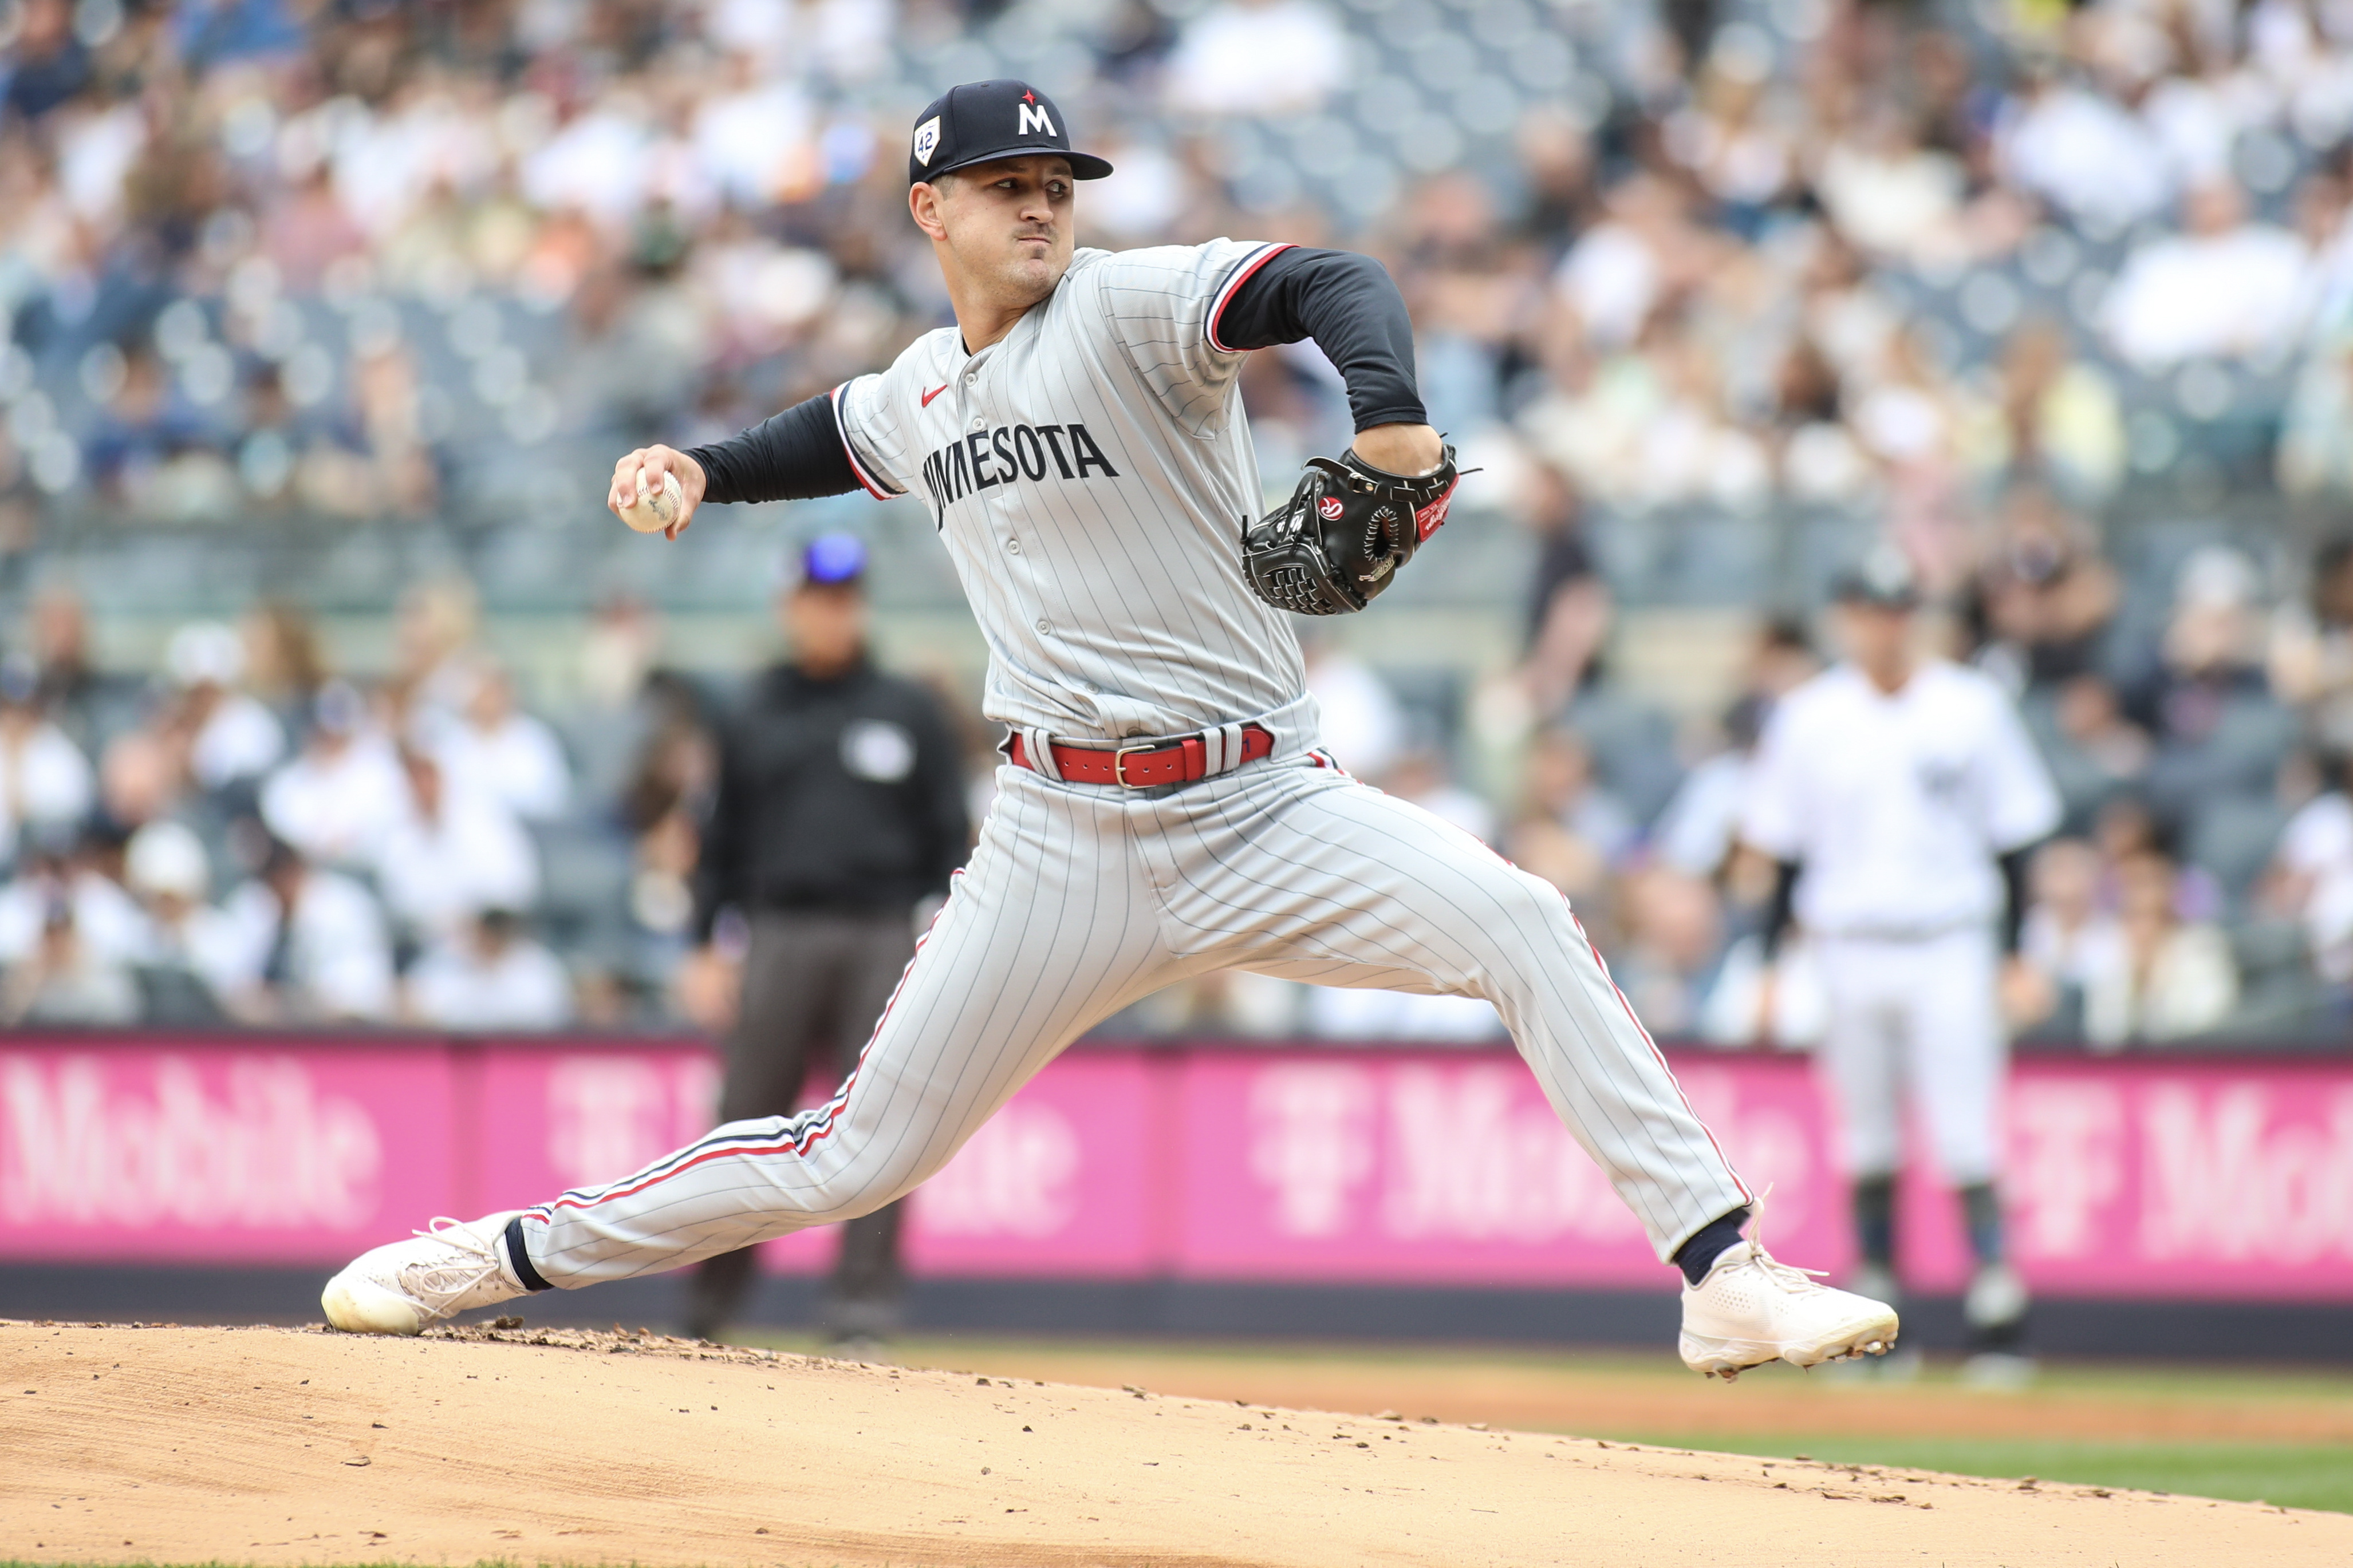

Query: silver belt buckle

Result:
[1112,741,1157,788]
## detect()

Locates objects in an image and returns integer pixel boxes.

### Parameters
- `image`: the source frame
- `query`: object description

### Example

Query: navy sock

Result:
[1673,1207,1751,1286]
[1853,1175,1896,1270]
[1959,1182,2004,1267]
[503,1214,553,1292]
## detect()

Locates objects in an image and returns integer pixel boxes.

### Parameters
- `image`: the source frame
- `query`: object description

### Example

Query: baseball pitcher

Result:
[323,80,1896,1380]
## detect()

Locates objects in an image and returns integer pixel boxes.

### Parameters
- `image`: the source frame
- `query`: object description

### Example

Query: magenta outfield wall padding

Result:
[2,1035,2348,1301]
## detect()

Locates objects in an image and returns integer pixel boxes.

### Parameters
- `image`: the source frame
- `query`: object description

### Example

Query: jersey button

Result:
[1006,538,1020,554]
[971,417,984,431]
[1035,618,1050,634]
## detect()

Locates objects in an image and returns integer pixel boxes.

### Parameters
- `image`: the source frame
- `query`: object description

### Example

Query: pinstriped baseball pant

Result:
[519,754,1752,1284]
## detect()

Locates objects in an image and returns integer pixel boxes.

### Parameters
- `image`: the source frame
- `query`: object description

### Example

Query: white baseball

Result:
[618,468,683,534]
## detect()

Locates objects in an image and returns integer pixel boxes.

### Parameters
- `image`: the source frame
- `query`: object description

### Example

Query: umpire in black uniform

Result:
[682,532,971,1346]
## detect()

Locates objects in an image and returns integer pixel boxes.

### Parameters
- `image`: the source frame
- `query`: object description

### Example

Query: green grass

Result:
[1589,1432,2353,1514]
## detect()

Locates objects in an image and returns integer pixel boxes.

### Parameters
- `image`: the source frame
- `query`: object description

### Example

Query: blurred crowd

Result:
[7,508,2353,1044]
[7,0,2353,1040]
[1269,514,2353,1049]
[1,580,639,1028]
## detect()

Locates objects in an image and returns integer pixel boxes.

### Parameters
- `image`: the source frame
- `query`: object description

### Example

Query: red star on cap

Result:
[1020,89,1037,104]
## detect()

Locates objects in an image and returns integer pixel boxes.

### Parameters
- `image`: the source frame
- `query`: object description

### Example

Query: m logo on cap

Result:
[1016,101,1055,137]
[912,115,941,167]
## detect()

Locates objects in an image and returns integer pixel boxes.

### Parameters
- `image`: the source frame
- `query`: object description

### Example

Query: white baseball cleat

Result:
[1678,1239,1900,1381]
[321,1212,531,1336]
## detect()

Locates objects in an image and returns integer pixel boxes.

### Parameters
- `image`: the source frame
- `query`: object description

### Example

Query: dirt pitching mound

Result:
[3,1321,2346,1567]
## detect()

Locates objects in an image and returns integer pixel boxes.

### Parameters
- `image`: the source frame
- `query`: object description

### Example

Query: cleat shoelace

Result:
[1738,1246,1830,1297]
[402,1217,505,1312]
[1713,1189,1831,1300]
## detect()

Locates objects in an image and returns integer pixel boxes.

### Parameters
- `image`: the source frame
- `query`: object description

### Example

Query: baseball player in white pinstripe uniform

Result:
[324,81,1896,1380]
[1741,549,2060,1380]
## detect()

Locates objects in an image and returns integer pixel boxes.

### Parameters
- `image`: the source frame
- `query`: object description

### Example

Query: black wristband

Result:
[1761,859,1799,959]
[1997,846,2035,956]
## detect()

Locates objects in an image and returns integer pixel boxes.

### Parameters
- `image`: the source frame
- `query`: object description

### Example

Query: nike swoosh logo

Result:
[922,384,949,407]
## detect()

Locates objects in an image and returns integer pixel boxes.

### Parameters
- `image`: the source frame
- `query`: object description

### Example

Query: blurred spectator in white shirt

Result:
[1554,177,1697,349]
[2265,753,2353,986]
[98,724,187,832]
[2079,847,2238,1045]
[0,885,139,1024]
[1653,694,1775,879]
[1610,866,1724,1036]
[2104,179,2312,368]
[2266,538,2353,750]
[121,819,243,1022]
[0,657,95,871]
[407,909,573,1030]
[1700,924,1829,1048]
[425,662,571,823]
[163,621,285,793]
[2018,836,2107,1036]
[1165,0,1346,118]
[374,749,539,943]
[1507,725,1634,914]
[218,839,395,1023]
[1376,745,1496,843]
[692,54,814,208]
[391,576,484,731]
[1303,637,1406,780]
[1999,71,2175,234]
[1814,105,1966,263]
[1524,724,1637,863]
[0,839,145,973]
[260,681,409,868]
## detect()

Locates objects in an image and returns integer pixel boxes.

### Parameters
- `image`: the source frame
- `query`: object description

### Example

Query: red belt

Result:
[1009,724,1275,788]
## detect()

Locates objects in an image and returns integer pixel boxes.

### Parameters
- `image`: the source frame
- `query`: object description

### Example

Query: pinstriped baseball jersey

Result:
[830,240,1306,743]
[1741,661,2061,937]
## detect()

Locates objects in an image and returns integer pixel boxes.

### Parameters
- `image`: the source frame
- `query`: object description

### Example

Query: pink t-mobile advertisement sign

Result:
[460,1045,1168,1277]
[1175,1050,1836,1286]
[472,1041,835,1273]
[0,1042,459,1262]
[3,1035,2351,1301]
[1975,1063,2353,1301]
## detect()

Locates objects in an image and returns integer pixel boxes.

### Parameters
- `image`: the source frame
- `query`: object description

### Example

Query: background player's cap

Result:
[1832,543,1921,609]
[908,80,1113,187]
[785,532,868,590]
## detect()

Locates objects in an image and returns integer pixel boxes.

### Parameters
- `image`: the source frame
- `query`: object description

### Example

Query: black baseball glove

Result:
[1241,444,1461,615]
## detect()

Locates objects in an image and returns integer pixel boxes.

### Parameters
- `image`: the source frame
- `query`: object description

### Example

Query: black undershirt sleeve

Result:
[1215,247,1428,433]
[1998,846,2035,957]
[1760,859,1799,960]
[683,392,860,505]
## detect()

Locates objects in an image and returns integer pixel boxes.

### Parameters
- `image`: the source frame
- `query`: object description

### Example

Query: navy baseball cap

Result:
[908,80,1113,187]
[794,532,868,587]
[1832,543,1922,609]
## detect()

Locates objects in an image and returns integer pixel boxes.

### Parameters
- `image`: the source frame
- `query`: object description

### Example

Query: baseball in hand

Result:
[618,468,683,534]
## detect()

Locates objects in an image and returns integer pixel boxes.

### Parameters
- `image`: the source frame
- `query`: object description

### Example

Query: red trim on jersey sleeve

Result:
[830,382,900,500]
[1206,242,1297,354]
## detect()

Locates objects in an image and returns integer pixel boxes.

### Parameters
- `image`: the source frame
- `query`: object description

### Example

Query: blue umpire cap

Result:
[785,532,868,590]
[907,80,1113,187]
